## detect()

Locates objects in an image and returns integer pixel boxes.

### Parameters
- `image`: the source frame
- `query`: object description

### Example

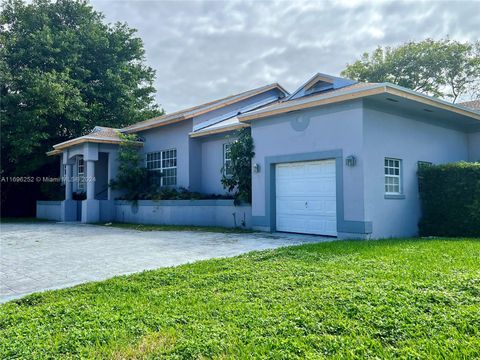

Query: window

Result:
[384,158,402,194]
[77,156,85,191]
[417,161,432,168]
[223,143,233,177]
[146,149,177,186]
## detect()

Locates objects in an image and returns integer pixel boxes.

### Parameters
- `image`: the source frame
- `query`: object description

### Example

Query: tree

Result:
[0,0,162,176]
[341,39,480,103]
[109,133,156,201]
[0,0,162,216]
[221,128,255,204]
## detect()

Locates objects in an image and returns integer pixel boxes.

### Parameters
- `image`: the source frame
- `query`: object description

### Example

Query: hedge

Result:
[418,161,480,237]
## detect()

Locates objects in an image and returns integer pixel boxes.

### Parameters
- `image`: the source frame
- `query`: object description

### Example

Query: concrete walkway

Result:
[0,222,328,303]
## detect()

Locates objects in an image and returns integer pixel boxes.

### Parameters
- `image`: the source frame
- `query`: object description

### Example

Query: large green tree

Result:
[0,0,162,176]
[341,39,480,103]
[0,0,162,216]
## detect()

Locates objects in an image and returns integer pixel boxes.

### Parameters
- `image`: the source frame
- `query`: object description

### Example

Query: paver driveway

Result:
[0,222,326,302]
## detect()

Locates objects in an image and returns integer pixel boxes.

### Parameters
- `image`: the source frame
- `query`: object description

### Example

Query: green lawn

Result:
[1,238,479,359]
[100,222,255,233]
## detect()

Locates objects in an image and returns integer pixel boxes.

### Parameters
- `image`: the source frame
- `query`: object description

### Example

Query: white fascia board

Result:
[238,84,385,120]
[384,83,480,116]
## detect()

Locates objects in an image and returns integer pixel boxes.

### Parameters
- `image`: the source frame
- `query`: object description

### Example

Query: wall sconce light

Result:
[253,163,261,173]
[345,155,357,167]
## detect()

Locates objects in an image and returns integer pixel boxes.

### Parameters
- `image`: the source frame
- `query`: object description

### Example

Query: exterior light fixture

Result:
[253,163,260,173]
[345,155,357,167]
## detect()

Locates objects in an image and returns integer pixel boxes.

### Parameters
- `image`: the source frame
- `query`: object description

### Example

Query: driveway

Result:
[0,222,327,303]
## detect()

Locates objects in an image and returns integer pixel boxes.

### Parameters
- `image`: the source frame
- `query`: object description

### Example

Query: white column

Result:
[86,160,95,200]
[65,164,73,200]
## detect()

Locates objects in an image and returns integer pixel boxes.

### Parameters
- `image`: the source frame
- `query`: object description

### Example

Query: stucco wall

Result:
[94,152,109,199]
[468,132,480,161]
[36,201,62,221]
[363,103,470,239]
[250,100,366,236]
[188,137,202,192]
[139,120,193,189]
[114,200,251,228]
[199,134,236,195]
[37,199,251,228]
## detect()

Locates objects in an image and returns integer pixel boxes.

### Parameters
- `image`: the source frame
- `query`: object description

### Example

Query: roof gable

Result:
[287,73,357,101]
[238,81,480,130]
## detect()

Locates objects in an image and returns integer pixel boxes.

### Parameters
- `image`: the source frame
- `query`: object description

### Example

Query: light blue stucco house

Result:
[38,73,480,239]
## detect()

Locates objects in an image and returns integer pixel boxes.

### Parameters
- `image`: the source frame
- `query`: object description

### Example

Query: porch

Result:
[42,126,126,223]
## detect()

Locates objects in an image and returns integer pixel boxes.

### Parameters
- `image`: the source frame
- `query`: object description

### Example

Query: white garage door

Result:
[276,159,337,236]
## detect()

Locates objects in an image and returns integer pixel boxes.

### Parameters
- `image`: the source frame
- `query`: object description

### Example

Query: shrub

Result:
[418,161,480,237]
[221,128,254,204]
[110,133,157,201]
[129,187,233,201]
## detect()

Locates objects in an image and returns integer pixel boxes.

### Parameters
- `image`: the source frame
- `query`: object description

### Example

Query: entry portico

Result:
[48,127,138,223]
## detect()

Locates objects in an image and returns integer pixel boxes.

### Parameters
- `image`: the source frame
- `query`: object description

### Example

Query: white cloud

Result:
[91,0,480,112]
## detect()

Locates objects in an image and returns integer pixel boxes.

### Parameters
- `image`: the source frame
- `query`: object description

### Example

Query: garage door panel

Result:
[276,159,337,236]
[276,198,336,215]
[276,180,335,196]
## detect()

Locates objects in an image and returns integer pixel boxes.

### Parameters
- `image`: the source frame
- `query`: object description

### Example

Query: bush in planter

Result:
[418,161,480,237]
[112,135,234,202]
[110,134,158,201]
[119,187,233,201]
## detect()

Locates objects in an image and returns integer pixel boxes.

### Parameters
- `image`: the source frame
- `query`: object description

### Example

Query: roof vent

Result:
[386,98,399,103]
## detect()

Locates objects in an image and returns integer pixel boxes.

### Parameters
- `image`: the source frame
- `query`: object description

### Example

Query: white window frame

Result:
[146,149,177,187]
[417,160,432,168]
[223,143,233,177]
[384,157,402,195]
[77,156,85,191]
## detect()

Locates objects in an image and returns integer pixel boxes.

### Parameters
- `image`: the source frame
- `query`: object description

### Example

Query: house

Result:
[39,73,480,239]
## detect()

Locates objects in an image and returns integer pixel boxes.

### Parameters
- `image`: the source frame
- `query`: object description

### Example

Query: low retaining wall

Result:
[37,199,252,228]
[36,201,62,221]
[114,200,252,228]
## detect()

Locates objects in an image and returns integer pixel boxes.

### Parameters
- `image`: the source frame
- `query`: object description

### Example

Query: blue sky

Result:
[91,0,480,112]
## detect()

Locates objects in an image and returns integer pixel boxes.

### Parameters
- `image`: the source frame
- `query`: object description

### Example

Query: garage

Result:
[275,159,337,236]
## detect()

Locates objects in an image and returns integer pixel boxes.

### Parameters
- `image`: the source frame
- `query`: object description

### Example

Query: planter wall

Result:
[114,200,252,228]
[37,199,252,229]
[36,201,62,221]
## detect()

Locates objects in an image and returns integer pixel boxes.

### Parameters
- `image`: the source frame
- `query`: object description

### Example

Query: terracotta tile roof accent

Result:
[459,99,480,111]
[87,126,122,140]
[50,127,129,153]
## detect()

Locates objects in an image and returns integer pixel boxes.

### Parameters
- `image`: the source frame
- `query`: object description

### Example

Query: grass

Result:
[1,238,479,359]
[99,222,255,233]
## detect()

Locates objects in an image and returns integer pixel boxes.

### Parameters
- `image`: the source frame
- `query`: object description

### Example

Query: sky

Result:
[90,0,480,113]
